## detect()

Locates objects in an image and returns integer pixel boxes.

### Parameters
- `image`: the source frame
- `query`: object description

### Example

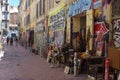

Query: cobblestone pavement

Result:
[0,44,87,80]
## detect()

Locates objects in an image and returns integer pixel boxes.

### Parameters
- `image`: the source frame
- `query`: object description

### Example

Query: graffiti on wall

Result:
[112,19,120,49]
[49,5,65,47]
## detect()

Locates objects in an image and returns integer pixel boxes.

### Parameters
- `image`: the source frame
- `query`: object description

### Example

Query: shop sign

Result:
[68,0,92,17]
[49,4,65,30]
[93,0,102,9]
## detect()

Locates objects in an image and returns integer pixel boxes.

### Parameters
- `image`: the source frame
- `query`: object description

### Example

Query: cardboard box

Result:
[108,48,120,70]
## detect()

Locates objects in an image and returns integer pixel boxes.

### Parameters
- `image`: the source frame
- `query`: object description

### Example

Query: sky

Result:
[10,0,20,7]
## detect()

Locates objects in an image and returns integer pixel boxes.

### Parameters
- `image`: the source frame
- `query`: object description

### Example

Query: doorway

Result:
[79,16,86,52]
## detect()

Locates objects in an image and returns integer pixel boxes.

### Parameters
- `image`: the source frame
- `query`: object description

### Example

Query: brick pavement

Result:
[0,44,87,80]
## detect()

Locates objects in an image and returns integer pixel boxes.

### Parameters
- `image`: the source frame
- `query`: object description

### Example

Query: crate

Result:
[108,48,120,70]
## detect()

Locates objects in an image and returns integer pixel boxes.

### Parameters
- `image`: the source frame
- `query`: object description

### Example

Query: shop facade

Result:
[65,0,117,79]
[36,19,46,57]
[67,0,93,52]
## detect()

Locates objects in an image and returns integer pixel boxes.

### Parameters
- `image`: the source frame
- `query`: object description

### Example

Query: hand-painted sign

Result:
[93,0,102,9]
[49,4,65,29]
[68,0,92,17]
[49,4,65,46]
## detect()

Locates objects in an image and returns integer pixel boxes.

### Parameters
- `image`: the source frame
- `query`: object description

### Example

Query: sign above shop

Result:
[49,5,65,46]
[93,0,102,9]
[68,0,92,17]
[49,4,65,30]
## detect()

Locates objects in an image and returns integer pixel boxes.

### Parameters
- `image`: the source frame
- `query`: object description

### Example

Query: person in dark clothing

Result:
[10,37,13,46]
[15,37,18,46]
[61,43,69,65]
[6,37,9,45]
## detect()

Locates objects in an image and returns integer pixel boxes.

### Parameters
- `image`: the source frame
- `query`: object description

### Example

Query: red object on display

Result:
[94,22,109,42]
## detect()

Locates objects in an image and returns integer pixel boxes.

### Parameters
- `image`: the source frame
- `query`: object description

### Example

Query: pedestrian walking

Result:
[6,36,9,45]
[10,37,13,46]
[15,37,18,46]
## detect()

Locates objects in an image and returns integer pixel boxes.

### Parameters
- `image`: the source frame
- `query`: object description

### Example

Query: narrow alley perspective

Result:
[0,0,120,80]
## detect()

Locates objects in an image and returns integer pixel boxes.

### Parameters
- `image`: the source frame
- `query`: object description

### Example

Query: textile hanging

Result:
[94,22,109,42]
[72,32,79,39]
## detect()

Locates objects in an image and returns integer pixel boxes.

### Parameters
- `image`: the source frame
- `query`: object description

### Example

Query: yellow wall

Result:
[72,17,80,50]
[66,17,71,43]
[86,9,94,52]
[30,0,36,29]
[21,0,26,32]
[103,4,112,41]
[47,0,65,14]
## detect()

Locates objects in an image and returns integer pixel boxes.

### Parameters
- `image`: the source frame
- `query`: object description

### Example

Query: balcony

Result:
[3,0,9,5]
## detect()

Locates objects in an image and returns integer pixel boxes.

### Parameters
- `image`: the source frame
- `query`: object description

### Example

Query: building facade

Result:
[0,0,3,35]
[35,0,47,57]
[19,0,116,57]
[19,0,31,47]
[9,6,18,37]
[1,0,10,36]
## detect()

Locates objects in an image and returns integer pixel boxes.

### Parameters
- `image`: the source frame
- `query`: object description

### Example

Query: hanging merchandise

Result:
[94,22,109,42]
[96,42,104,56]
[72,32,79,39]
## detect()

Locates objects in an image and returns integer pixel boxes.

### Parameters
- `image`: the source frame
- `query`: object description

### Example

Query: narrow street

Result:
[0,44,87,80]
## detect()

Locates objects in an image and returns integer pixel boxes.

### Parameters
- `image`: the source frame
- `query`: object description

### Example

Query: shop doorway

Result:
[79,16,86,52]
